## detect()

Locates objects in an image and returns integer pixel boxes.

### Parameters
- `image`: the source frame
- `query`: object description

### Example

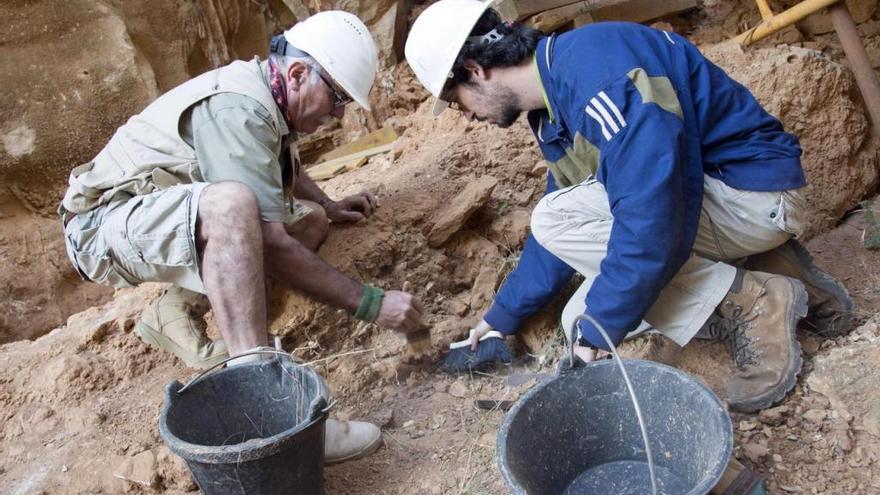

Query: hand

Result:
[573,344,609,363]
[469,319,494,351]
[324,191,379,223]
[375,290,424,332]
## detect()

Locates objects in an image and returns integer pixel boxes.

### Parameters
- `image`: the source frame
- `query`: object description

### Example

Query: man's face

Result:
[446,79,522,128]
[287,64,349,134]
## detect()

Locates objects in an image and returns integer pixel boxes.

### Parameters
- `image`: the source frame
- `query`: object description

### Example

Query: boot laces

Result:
[716,284,769,368]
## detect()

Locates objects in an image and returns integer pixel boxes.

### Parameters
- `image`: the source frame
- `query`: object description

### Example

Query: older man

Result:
[60,11,422,463]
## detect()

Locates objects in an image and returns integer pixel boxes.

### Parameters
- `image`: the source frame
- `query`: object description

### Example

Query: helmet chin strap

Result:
[467,27,504,45]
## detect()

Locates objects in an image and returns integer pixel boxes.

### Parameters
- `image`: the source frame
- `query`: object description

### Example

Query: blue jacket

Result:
[484,22,805,350]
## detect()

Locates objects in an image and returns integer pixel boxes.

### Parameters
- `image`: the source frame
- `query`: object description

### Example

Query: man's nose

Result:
[463,111,475,121]
[331,105,345,119]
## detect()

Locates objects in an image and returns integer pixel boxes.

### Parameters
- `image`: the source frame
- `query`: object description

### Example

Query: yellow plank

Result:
[318,126,398,162]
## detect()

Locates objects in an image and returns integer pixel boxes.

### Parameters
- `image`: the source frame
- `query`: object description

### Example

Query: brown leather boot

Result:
[745,239,852,337]
[135,286,229,369]
[712,270,807,412]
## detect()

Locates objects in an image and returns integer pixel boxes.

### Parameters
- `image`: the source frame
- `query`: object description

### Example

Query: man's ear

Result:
[463,59,488,81]
[285,61,309,90]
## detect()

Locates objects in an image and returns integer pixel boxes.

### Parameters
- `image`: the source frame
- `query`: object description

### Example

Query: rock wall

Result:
[0,0,279,343]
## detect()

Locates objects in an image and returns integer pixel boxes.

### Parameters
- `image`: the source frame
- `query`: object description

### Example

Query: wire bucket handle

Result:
[569,314,659,495]
[174,348,335,414]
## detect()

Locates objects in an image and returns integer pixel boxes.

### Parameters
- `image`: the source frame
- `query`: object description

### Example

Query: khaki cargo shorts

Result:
[63,184,209,293]
[63,183,314,294]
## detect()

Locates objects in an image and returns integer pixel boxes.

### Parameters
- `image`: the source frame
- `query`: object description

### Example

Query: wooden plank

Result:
[317,126,398,162]
[589,0,697,23]
[306,143,395,180]
[279,0,310,21]
[306,161,349,181]
[494,0,628,21]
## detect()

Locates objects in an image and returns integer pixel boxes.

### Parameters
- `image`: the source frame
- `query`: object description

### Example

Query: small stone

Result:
[403,420,416,430]
[759,406,789,426]
[738,420,758,432]
[742,443,769,463]
[448,380,469,398]
[113,450,158,489]
[772,454,783,463]
[779,485,801,493]
[61,465,68,473]
[803,409,827,424]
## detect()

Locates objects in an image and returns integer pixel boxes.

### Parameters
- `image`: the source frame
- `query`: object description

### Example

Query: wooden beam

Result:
[393,0,414,64]
[526,1,594,32]
[279,0,310,21]
[494,0,629,21]
[589,0,697,23]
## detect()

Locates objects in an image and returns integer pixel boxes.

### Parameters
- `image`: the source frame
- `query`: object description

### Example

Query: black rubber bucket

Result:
[159,355,330,495]
[497,359,732,495]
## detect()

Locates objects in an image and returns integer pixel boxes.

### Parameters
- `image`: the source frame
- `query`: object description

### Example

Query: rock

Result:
[703,43,879,239]
[759,405,789,426]
[113,450,158,489]
[443,297,469,317]
[807,338,880,437]
[448,380,469,398]
[742,442,770,463]
[156,446,196,491]
[803,409,827,424]
[738,420,758,432]
[427,175,499,247]
[469,265,499,312]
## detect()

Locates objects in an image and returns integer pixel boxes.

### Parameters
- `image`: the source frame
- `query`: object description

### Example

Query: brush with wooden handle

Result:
[405,326,433,357]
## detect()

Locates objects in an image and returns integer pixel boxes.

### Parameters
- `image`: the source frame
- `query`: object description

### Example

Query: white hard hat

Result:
[284,11,379,111]
[405,0,494,116]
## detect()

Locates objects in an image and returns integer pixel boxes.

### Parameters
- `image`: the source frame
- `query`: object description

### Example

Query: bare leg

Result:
[284,200,329,252]
[196,182,267,356]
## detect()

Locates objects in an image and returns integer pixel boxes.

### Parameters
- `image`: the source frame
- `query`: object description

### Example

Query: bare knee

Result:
[197,182,261,243]
[286,200,328,251]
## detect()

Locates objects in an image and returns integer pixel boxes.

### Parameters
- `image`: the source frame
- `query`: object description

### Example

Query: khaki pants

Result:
[531,175,807,346]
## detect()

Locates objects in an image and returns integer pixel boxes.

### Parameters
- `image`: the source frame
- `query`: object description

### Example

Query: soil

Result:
[4,1,880,495]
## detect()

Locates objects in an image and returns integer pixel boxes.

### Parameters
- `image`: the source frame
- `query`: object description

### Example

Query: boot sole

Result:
[134,321,229,370]
[784,241,854,338]
[324,433,383,465]
[729,278,807,413]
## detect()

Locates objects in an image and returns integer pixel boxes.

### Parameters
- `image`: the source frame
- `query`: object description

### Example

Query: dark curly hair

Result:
[449,8,543,87]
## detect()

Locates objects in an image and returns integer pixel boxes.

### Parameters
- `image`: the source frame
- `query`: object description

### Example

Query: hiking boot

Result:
[135,286,229,369]
[324,419,382,464]
[745,239,853,337]
[714,270,807,413]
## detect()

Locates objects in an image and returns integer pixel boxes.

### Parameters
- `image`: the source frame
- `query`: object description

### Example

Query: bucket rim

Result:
[496,359,733,495]
[159,369,328,464]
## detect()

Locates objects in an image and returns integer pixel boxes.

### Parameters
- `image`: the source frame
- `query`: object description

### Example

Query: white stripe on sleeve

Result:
[590,97,620,134]
[585,104,612,141]
[598,91,626,129]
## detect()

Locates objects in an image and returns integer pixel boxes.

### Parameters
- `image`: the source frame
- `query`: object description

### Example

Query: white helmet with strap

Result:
[405,0,495,116]
[284,11,379,111]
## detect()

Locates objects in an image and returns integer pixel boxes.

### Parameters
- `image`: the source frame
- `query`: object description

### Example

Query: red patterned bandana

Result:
[268,58,296,131]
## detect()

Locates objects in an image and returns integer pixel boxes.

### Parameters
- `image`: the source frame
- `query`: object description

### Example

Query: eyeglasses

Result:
[318,72,353,107]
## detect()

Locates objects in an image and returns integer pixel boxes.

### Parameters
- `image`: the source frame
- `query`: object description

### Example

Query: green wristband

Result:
[353,284,384,322]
